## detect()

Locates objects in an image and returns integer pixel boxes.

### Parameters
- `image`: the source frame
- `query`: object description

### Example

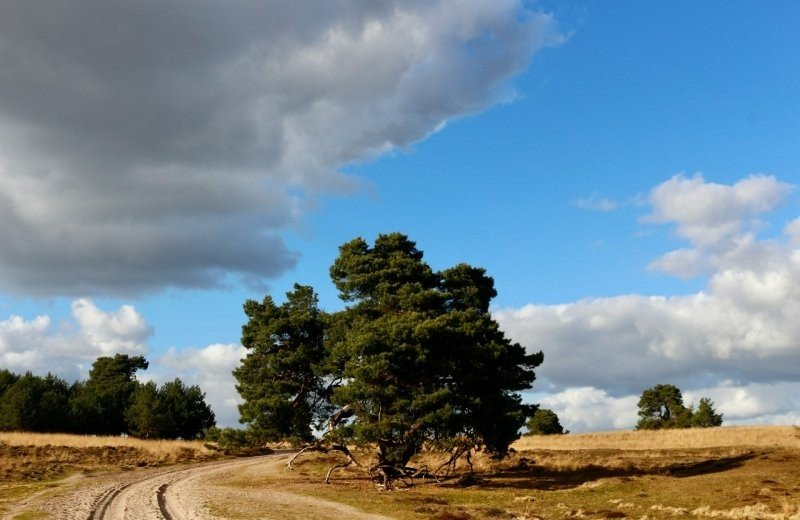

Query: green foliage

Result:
[526,408,566,435]
[0,355,215,438]
[204,426,268,454]
[126,381,171,438]
[158,378,216,439]
[70,354,149,434]
[235,284,330,444]
[0,372,70,432]
[126,379,215,439]
[692,397,724,427]
[236,233,544,473]
[0,369,20,396]
[636,384,723,430]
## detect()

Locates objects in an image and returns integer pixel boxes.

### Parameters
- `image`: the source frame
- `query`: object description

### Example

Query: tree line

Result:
[0,354,215,439]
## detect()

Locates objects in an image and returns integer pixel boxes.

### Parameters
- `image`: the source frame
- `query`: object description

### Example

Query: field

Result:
[206,426,800,519]
[1,426,799,519]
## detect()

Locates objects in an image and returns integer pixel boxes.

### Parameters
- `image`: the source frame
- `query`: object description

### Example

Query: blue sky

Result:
[1,1,798,430]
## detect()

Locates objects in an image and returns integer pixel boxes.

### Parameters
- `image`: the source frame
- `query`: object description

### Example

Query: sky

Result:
[1,1,799,432]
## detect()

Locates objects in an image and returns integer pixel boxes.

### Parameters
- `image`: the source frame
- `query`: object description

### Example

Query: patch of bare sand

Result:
[196,455,392,520]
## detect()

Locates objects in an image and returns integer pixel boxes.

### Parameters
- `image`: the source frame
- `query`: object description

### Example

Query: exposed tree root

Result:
[285,441,360,483]
[433,445,475,478]
[285,404,358,477]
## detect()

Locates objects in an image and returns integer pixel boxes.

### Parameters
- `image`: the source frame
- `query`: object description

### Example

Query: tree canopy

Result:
[525,408,567,435]
[235,233,544,485]
[636,384,722,430]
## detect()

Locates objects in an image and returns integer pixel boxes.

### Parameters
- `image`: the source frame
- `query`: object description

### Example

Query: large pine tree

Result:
[235,233,544,485]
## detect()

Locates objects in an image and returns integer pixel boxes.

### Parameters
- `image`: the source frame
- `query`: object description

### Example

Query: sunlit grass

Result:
[0,431,214,457]
[512,425,800,451]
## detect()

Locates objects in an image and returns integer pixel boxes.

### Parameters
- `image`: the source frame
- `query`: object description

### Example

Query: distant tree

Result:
[125,381,172,438]
[70,354,148,434]
[636,384,688,430]
[526,408,566,435]
[636,384,722,430]
[125,379,215,439]
[159,378,215,439]
[691,397,723,428]
[0,372,71,432]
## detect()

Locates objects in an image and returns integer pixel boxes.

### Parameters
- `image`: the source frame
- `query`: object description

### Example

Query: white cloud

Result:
[647,248,707,278]
[0,0,561,296]
[785,218,800,245]
[539,387,639,431]
[645,173,791,249]
[576,193,618,211]
[499,174,800,430]
[71,299,151,355]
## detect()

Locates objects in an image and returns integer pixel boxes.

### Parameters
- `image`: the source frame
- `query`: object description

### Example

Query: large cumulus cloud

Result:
[499,174,800,431]
[0,0,560,296]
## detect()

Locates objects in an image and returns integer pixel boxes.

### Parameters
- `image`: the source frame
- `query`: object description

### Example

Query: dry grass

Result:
[512,425,800,451]
[0,431,214,456]
[206,426,800,520]
[0,431,219,483]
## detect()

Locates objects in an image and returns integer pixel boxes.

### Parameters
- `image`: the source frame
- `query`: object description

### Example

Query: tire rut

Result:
[84,455,280,520]
[155,484,173,520]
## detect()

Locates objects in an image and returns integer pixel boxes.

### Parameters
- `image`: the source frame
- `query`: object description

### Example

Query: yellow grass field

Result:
[512,425,800,451]
[2,426,800,519]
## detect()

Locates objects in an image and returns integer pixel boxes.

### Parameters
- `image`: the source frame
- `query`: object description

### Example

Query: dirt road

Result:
[6,453,391,520]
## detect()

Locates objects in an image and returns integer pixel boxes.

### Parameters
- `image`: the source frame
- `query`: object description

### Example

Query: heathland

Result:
[2,425,799,519]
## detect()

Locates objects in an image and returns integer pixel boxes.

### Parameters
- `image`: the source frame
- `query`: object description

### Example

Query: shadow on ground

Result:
[450,452,758,491]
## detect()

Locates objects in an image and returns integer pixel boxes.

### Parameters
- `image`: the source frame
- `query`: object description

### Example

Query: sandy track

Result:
[3,455,276,520]
[8,452,391,520]
[90,455,280,520]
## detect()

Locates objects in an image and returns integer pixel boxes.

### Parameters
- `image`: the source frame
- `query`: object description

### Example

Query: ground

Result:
[1,427,799,519]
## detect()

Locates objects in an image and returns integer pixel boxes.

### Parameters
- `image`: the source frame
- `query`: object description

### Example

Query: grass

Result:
[207,426,800,519]
[512,426,800,451]
[0,431,215,457]
[0,431,218,483]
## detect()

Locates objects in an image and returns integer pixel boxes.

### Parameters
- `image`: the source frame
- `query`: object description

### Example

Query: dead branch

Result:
[285,404,360,479]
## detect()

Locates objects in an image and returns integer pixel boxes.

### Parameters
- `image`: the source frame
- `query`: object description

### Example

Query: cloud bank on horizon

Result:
[496,173,800,431]
[0,0,559,297]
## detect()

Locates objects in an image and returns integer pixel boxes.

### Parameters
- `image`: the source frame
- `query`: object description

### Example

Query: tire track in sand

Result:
[87,455,277,520]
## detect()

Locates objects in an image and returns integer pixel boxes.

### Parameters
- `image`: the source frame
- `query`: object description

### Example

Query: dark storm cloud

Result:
[0,0,559,295]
